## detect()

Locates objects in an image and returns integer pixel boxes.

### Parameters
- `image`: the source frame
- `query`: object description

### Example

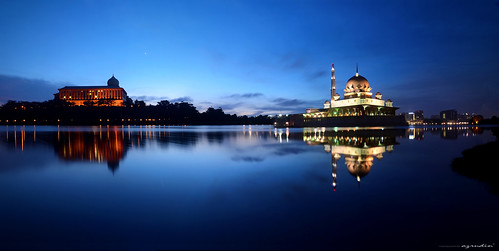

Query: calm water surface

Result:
[0,125,497,250]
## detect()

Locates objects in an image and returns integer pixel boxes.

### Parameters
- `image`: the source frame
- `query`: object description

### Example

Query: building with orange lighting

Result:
[54,75,128,106]
[56,130,126,173]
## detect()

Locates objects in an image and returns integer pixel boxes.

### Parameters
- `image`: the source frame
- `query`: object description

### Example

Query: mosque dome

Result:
[107,75,119,87]
[345,155,373,180]
[345,74,370,93]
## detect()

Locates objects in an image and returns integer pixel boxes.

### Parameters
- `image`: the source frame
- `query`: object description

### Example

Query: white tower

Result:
[331,63,336,103]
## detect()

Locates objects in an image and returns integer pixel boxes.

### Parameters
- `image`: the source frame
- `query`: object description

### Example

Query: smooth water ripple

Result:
[0,125,497,250]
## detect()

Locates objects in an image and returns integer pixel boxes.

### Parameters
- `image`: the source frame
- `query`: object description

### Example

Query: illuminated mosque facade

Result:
[301,64,406,127]
[54,75,128,106]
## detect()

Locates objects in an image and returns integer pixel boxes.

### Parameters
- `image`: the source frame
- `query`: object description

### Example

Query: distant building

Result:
[423,118,441,125]
[458,112,472,121]
[404,112,415,121]
[414,110,424,120]
[440,109,458,122]
[403,110,424,125]
[54,75,128,106]
[471,115,483,124]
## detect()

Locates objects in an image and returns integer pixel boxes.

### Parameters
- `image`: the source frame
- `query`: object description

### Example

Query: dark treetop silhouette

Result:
[0,99,272,125]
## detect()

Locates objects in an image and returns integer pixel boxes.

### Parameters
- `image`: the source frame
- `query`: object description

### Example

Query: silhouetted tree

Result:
[134,100,146,108]
[0,98,273,125]
[157,100,170,107]
[124,97,134,107]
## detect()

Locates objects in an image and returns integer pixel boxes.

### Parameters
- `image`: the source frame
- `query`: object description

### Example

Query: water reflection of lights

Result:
[0,125,491,178]
[302,128,402,191]
[1,126,162,173]
[408,128,416,140]
[3,125,37,151]
[298,126,488,190]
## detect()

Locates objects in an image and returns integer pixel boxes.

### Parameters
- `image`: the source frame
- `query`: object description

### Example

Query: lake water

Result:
[0,125,497,250]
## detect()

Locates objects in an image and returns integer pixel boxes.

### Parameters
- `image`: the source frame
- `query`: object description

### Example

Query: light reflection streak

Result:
[0,125,489,176]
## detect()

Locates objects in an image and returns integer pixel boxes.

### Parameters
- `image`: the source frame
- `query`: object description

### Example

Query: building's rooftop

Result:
[345,74,370,93]
[60,86,124,89]
[107,75,119,87]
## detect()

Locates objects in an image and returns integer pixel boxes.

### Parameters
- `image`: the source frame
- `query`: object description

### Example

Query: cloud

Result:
[246,110,266,116]
[306,70,326,81]
[205,50,227,65]
[218,102,245,110]
[198,101,214,105]
[251,97,323,115]
[0,74,61,104]
[272,98,306,107]
[170,96,193,103]
[224,93,264,99]
[280,53,309,70]
[231,156,265,162]
[130,95,169,102]
[208,96,324,116]
[130,96,194,104]
[271,146,310,156]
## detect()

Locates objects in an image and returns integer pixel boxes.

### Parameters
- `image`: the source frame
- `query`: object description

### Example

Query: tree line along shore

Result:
[0,99,273,125]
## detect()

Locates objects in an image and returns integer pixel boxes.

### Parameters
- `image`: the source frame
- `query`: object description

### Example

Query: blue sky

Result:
[0,0,498,117]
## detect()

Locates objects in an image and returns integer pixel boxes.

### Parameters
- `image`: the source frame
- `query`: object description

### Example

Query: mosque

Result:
[302,128,402,191]
[54,75,128,106]
[300,64,407,127]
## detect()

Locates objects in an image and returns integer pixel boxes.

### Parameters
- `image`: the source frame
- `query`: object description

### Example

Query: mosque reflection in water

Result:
[0,125,489,183]
[302,128,399,190]
[272,126,486,191]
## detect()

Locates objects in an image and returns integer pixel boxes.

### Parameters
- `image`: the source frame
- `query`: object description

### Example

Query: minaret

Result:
[332,153,337,191]
[332,153,341,192]
[331,63,336,102]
